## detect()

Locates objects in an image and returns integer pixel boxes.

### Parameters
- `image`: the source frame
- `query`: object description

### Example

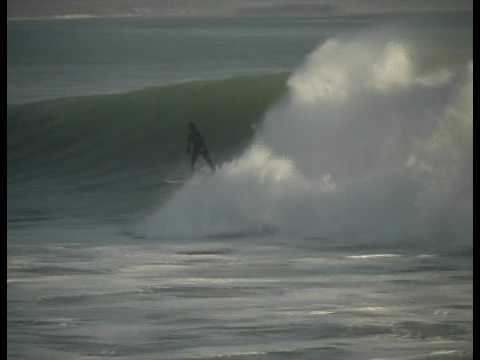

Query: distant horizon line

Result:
[7,9,472,22]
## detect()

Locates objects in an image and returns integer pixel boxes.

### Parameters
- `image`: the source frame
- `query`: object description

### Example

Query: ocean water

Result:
[7,17,354,104]
[8,14,472,360]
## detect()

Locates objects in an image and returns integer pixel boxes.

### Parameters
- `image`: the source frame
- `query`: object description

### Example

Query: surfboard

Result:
[163,178,186,185]
[164,166,214,185]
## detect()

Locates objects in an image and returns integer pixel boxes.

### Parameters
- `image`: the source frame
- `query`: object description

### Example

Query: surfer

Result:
[187,122,215,172]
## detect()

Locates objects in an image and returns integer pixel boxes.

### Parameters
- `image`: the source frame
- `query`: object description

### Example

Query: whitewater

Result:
[8,15,472,360]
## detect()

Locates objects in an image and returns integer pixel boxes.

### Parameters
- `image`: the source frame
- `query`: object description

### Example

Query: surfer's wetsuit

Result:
[187,122,215,172]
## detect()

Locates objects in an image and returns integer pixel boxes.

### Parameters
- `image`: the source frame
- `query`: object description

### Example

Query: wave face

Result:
[7,73,289,221]
[143,28,472,249]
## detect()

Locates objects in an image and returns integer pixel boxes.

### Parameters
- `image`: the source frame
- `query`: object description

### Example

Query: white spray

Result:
[143,29,472,247]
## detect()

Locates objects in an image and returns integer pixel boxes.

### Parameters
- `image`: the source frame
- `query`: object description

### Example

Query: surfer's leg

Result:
[202,151,215,172]
[191,151,199,171]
